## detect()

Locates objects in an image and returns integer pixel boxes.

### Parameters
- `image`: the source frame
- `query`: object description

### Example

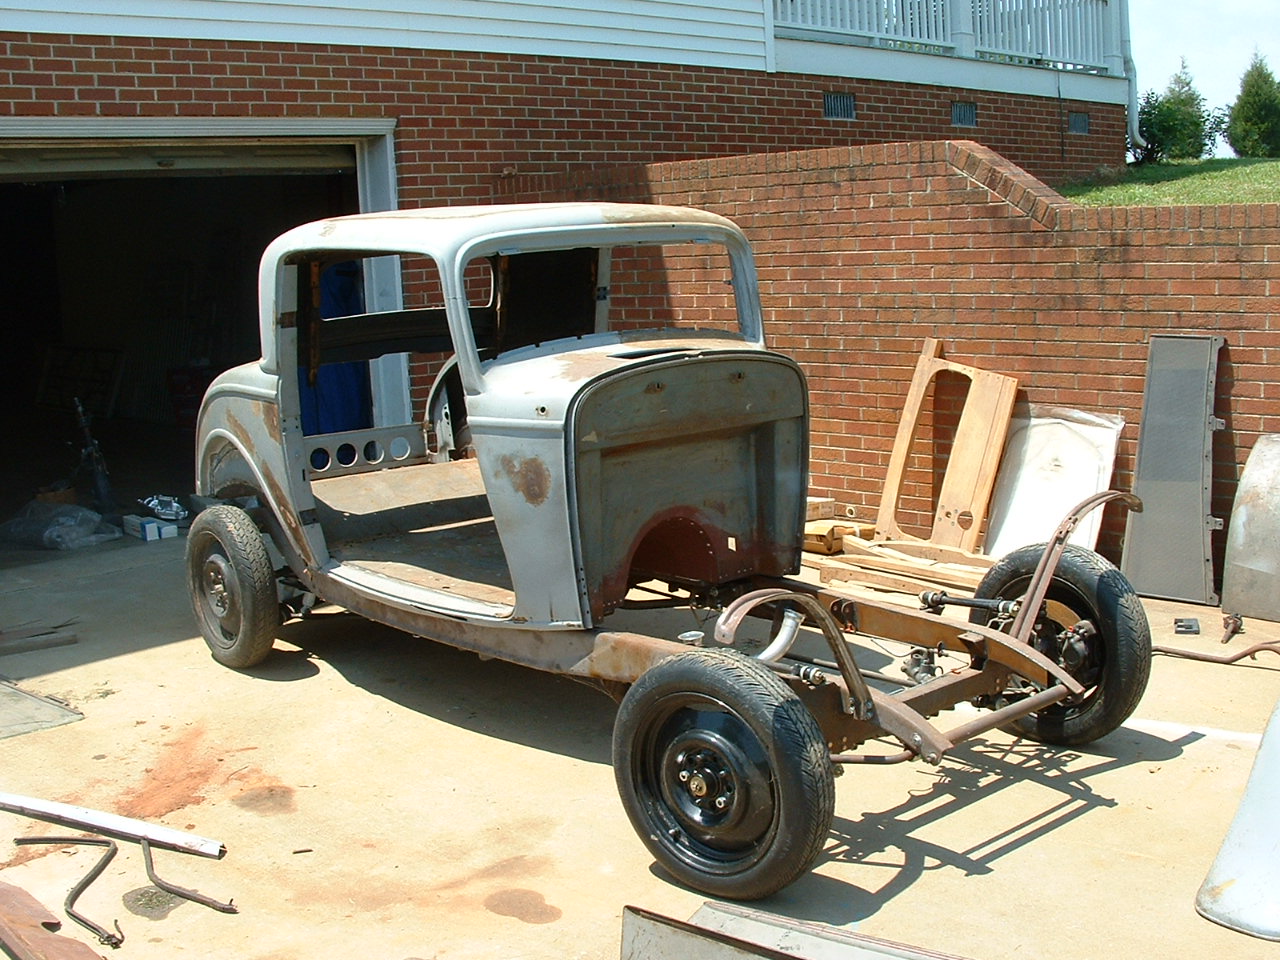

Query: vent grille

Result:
[951,101,978,127]
[1068,111,1091,134]
[823,92,857,120]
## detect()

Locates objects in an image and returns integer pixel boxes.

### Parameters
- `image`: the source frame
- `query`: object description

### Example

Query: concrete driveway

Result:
[1,536,1278,959]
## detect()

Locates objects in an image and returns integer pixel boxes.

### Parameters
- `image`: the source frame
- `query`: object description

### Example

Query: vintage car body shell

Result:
[194,203,804,633]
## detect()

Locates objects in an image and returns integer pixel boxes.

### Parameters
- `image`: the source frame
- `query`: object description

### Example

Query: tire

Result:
[612,649,835,900]
[970,543,1151,747]
[186,505,280,668]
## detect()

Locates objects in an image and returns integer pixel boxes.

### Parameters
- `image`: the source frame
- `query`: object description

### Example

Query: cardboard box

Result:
[123,515,179,542]
[805,497,836,521]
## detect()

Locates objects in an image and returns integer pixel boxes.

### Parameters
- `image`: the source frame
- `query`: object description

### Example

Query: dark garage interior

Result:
[0,160,359,528]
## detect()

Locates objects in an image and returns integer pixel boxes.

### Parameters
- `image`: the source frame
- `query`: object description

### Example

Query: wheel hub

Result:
[659,724,773,849]
[677,749,731,810]
[205,566,229,616]
[200,553,240,631]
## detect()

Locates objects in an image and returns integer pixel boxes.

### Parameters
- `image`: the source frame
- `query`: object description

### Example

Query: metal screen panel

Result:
[1121,334,1224,604]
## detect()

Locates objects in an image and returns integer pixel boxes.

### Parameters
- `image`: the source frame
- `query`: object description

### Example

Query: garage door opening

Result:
[0,162,360,521]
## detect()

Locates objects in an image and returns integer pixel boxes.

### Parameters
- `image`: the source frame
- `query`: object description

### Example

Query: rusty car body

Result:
[187,202,1151,899]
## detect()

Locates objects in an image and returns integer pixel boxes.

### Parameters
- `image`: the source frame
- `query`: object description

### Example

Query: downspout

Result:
[1118,0,1146,149]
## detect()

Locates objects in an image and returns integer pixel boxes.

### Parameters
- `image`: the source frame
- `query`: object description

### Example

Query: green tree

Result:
[1133,60,1212,164]
[1132,90,1168,164]
[1227,52,1280,158]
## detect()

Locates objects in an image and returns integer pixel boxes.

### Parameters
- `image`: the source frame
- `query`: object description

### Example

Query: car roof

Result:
[264,202,744,262]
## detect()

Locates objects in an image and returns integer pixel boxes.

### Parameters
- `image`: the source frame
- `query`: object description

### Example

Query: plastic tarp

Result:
[299,261,373,436]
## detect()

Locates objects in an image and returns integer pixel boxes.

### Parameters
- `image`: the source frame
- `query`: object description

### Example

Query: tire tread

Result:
[613,649,834,899]
[186,505,279,669]
[972,543,1151,746]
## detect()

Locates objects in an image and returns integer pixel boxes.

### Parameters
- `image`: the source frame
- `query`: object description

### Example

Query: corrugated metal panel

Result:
[0,0,769,69]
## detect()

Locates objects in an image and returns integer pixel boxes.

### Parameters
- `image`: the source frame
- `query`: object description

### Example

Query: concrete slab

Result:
[0,537,1278,959]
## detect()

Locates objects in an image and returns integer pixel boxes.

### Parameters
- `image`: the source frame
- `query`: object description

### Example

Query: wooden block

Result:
[807,556,935,595]
[806,497,836,521]
[0,880,105,960]
[0,633,78,657]
[0,620,79,657]
[803,520,851,555]
[872,539,996,569]
[834,544,983,592]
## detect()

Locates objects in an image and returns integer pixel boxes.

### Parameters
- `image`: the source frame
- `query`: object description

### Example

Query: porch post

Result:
[1104,0,1126,77]
[949,0,976,58]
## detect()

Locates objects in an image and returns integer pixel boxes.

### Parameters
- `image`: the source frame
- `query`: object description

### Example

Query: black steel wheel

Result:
[186,505,280,668]
[613,649,834,900]
[971,543,1151,746]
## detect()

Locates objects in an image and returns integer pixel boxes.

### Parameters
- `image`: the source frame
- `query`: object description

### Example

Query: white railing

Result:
[773,0,1119,73]
[972,0,1108,69]
[776,0,951,48]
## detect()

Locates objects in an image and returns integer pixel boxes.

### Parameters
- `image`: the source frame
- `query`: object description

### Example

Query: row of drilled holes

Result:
[308,434,417,472]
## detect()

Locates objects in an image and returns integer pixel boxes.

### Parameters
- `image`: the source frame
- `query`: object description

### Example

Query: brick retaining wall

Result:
[500,140,1280,576]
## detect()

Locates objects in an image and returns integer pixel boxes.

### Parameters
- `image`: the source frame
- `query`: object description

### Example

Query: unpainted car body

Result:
[194,203,802,651]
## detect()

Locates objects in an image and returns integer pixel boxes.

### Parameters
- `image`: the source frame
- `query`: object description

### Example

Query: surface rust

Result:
[498,455,551,506]
[223,407,314,567]
[556,352,627,381]
[0,881,102,960]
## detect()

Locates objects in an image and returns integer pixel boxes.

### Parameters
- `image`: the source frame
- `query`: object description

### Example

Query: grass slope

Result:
[1058,158,1280,206]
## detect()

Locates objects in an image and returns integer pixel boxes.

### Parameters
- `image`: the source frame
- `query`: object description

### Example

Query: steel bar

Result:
[830,749,914,765]
[1153,642,1280,665]
[781,651,916,689]
[0,793,225,860]
[1008,491,1142,641]
[13,837,124,948]
[1221,613,1244,644]
[140,839,238,914]
[714,588,877,720]
[942,685,1071,747]
[918,590,1016,615]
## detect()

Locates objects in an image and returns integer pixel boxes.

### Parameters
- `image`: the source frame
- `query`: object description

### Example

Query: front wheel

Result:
[612,649,834,900]
[186,505,280,669]
[971,543,1151,746]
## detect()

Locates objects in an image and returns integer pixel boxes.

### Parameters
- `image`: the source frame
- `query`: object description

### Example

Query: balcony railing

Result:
[773,0,1124,75]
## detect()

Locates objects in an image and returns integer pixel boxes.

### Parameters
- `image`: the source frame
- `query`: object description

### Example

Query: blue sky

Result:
[1128,0,1280,118]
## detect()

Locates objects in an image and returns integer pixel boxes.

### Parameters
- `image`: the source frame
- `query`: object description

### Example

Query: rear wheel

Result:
[971,543,1151,746]
[186,505,279,668]
[613,649,834,900]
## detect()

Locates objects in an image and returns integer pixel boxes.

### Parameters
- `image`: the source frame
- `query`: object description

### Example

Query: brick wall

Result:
[498,140,1280,576]
[0,32,1123,193]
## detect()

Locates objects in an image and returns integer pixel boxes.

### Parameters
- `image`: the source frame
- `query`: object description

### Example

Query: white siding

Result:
[0,0,770,70]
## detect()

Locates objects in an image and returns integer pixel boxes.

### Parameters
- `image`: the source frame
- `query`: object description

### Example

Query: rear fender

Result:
[197,428,320,577]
